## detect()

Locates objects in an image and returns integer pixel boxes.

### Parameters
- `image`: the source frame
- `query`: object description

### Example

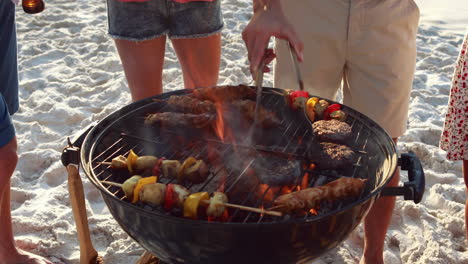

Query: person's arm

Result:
[242,0,303,76]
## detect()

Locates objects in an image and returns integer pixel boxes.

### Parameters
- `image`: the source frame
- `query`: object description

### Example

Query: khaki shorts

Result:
[274,0,420,138]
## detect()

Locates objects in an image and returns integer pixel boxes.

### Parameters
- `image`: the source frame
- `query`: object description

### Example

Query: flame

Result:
[299,172,309,191]
[213,102,226,142]
[309,209,318,215]
[257,184,275,202]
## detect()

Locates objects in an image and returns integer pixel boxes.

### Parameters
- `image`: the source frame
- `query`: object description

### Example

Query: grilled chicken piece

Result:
[206,192,228,218]
[144,112,215,128]
[111,155,127,169]
[273,177,366,213]
[165,95,216,114]
[191,85,256,102]
[231,100,281,128]
[172,184,190,209]
[307,142,357,170]
[312,119,352,143]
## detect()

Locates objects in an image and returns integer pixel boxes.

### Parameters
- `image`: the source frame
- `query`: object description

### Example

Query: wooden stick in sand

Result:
[100,181,282,217]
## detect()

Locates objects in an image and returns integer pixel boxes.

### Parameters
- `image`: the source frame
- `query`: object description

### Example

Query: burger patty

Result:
[308,142,357,170]
[312,119,352,143]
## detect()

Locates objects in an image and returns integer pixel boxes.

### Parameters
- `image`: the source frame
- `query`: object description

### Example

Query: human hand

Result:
[242,0,303,78]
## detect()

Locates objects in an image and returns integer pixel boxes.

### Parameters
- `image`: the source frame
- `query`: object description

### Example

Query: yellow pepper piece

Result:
[306,97,319,122]
[127,149,139,174]
[183,192,209,219]
[178,157,197,182]
[132,176,158,203]
[307,97,319,108]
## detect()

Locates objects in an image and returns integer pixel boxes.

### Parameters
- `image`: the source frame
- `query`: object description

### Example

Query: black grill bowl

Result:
[104,194,374,264]
[76,87,421,264]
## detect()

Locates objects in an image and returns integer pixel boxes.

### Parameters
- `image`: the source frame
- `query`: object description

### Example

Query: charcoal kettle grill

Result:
[61,86,425,264]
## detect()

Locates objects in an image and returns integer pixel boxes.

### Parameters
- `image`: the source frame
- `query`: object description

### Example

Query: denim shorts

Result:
[106,0,224,40]
[0,0,19,116]
[0,94,15,148]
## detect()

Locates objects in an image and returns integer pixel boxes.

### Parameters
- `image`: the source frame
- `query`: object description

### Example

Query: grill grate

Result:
[88,89,382,223]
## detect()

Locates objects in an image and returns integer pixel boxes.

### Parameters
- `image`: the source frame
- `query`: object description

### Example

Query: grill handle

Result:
[380,151,425,204]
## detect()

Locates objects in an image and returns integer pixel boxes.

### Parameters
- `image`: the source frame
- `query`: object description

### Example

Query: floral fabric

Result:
[440,33,468,161]
[118,0,213,3]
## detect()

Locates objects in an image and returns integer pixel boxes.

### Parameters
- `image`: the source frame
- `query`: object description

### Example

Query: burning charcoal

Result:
[251,155,303,186]
[312,119,352,144]
[307,142,357,170]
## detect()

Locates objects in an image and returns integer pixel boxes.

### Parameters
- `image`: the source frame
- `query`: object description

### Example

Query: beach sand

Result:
[9,0,468,263]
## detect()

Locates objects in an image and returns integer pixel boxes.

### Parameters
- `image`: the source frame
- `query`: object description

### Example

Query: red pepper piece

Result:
[323,103,341,120]
[163,183,175,211]
[207,209,229,222]
[289,91,309,110]
[152,157,165,177]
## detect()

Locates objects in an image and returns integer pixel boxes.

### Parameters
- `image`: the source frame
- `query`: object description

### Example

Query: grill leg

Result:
[67,164,103,264]
[136,251,160,264]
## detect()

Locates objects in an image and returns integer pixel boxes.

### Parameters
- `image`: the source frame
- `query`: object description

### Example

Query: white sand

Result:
[10,0,468,263]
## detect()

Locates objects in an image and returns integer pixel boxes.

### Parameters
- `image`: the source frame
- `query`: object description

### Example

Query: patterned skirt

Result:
[440,33,468,161]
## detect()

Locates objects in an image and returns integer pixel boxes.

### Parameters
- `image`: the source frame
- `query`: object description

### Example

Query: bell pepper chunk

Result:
[305,97,319,122]
[152,157,165,177]
[178,157,197,182]
[288,91,309,110]
[127,149,139,174]
[183,192,210,219]
[323,103,341,120]
[132,176,158,203]
[163,183,175,211]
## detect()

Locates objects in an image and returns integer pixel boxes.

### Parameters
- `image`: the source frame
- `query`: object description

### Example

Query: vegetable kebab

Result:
[102,176,282,220]
[286,90,347,122]
[101,150,209,184]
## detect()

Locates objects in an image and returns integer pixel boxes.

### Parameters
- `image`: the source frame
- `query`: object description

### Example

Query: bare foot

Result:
[0,248,52,264]
[359,256,384,264]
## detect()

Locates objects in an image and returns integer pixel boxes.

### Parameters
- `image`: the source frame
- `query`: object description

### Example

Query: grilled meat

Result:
[165,95,216,114]
[273,177,366,213]
[231,100,281,128]
[144,112,215,128]
[308,142,357,170]
[312,119,352,143]
[207,192,228,218]
[191,85,256,102]
[251,154,302,186]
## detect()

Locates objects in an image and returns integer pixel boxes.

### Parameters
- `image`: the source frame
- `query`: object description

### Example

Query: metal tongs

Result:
[287,42,314,127]
[247,50,267,146]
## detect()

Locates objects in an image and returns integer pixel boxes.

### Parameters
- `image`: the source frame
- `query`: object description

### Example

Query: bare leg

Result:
[171,33,221,89]
[114,36,167,101]
[360,138,400,264]
[463,160,468,241]
[0,138,51,264]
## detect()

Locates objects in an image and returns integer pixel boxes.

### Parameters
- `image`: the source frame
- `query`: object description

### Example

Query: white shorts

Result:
[274,0,420,138]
